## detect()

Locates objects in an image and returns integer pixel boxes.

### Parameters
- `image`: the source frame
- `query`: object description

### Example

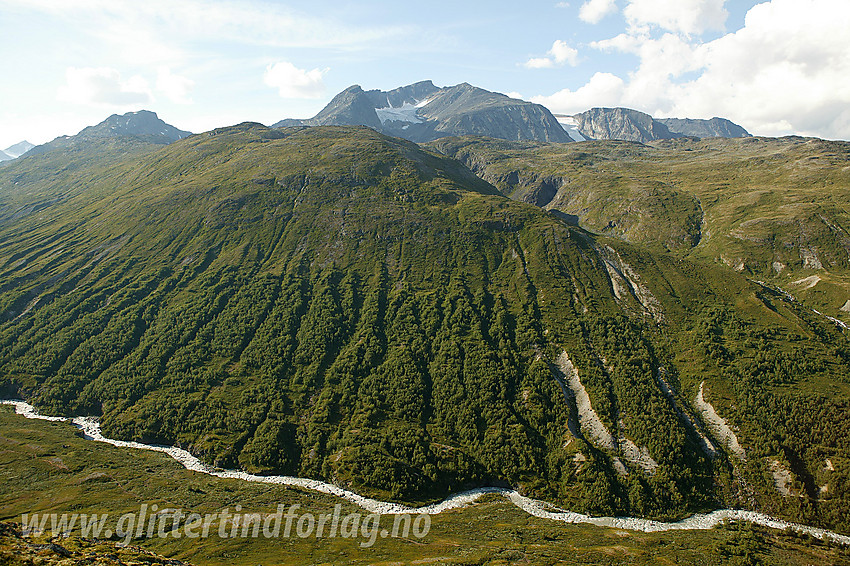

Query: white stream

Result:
[3,399,849,544]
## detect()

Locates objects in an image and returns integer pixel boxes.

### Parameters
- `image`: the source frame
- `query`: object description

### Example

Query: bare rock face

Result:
[273,81,575,144]
[658,117,750,138]
[572,108,749,142]
[572,107,678,143]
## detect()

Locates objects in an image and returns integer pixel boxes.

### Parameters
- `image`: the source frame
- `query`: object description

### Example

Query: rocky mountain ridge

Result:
[571,107,750,143]
[23,110,192,159]
[274,80,574,143]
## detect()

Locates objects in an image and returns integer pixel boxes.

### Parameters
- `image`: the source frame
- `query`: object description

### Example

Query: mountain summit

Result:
[274,81,574,143]
[74,110,192,143]
[24,110,191,160]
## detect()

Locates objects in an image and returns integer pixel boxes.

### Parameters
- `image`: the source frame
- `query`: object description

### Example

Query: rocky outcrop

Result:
[572,108,749,142]
[273,81,575,143]
[572,107,679,143]
[308,85,384,130]
[27,110,191,158]
[658,117,750,138]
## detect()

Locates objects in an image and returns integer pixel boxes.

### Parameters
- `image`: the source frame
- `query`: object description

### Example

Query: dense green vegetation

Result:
[3,409,849,566]
[0,124,849,535]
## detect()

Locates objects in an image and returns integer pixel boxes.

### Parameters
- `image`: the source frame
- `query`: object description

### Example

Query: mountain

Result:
[3,140,35,159]
[30,110,190,154]
[0,112,193,228]
[0,150,11,163]
[427,134,850,322]
[571,107,681,143]
[658,117,751,138]
[74,109,191,143]
[273,80,574,143]
[307,84,385,130]
[1,123,850,534]
[571,107,749,143]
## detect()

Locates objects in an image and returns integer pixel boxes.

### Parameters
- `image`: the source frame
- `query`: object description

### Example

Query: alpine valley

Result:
[2,81,850,565]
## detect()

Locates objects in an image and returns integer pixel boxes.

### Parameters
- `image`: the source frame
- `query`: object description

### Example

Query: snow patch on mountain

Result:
[375,102,423,125]
[555,115,586,141]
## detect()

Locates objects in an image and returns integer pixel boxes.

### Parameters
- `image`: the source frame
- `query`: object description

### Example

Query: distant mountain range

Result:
[4,111,191,164]
[273,80,573,143]
[274,81,750,145]
[0,140,34,162]
[5,83,751,155]
[569,107,750,143]
[658,116,750,139]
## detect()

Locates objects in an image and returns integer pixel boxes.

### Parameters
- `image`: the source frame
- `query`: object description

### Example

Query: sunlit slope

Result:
[427,136,850,319]
[0,125,848,533]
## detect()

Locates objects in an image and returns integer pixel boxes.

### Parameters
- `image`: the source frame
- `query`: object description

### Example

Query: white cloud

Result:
[525,40,579,69]
[532,72,626,113]
[537,0,850,139]
[57,67,153,107]
[263,62,327,99]
[156,67,194,104]
[579,0,618,24]
[4,0,408,51]
[624,0,728,35]
[525,57,555,69]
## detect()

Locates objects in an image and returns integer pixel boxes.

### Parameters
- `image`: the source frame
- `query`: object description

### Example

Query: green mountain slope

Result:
[427,135,850,321]
[0,125,849,534]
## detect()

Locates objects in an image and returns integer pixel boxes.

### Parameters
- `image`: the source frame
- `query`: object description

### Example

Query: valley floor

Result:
[2,404,849,565]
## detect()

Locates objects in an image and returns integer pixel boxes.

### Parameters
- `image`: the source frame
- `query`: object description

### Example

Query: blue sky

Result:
[2,0,849,149]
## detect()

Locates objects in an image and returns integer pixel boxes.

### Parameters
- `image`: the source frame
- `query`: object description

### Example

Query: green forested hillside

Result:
[1,125,849,533]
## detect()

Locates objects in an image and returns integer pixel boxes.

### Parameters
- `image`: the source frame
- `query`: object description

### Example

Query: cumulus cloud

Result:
[156,67,194,104]
[57,67,153,107]
[579,0,618,24]
[536,0,850,139]
[532,72,626,112]
[263,61,327,99]
[624,0,728,35]
[525,40,579,69]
